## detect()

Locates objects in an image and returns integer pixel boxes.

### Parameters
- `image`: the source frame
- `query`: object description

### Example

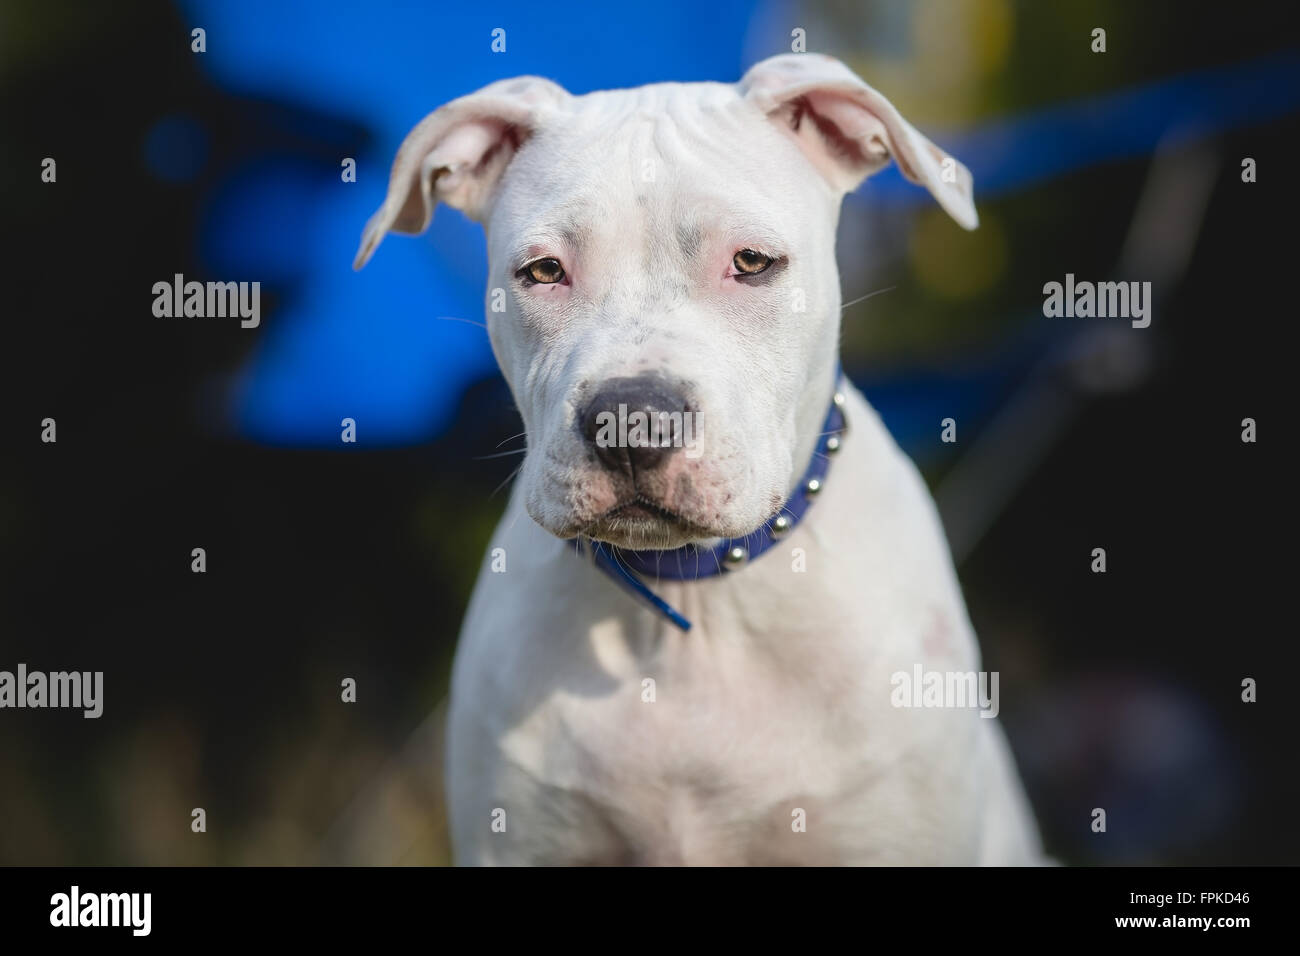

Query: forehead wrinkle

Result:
[667,99,756,166]
[505,97,789,274]
[676,195,787,255]
[509,199,600,263]
[672,100,811,215]
[633,120,716,274]
[676,220,704,258]
[641,107,792,248]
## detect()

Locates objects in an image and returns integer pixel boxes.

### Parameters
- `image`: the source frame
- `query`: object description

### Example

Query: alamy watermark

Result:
[152,273,260,328]
[50,886,150,936]
[890,666,999,719]
[594,406,703,459]
[1042,273,1151,328]
[0,664,103,718]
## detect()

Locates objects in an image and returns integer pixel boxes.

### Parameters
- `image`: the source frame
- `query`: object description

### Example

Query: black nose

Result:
[580,376,691,474]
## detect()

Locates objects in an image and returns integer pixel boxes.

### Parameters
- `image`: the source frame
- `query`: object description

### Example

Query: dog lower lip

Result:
[608,496,681,523]
[579,497,712,550]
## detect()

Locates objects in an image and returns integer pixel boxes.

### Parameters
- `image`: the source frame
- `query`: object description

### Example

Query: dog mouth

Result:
[577,495,716,548]
[607,495,681,524]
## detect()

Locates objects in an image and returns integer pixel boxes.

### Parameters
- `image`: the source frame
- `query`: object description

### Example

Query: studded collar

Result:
[567,371,848,631]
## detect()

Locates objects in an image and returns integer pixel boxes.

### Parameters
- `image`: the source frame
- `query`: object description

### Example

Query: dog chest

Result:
[482,627,984,864]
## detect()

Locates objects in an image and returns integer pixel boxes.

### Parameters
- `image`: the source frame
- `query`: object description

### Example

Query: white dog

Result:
[356,53,1044,865]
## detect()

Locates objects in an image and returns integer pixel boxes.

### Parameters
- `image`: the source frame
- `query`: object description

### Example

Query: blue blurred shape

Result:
[180,0,759,446]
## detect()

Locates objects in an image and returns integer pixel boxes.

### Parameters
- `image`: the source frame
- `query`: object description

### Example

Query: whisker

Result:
[503,505,528,537]
[490,463,524,499]
[472,448,528,460]
[840,286,896,313]
[434,315,488,330]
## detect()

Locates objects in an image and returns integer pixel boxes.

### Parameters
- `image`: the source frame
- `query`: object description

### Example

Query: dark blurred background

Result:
[1,0,1295,865]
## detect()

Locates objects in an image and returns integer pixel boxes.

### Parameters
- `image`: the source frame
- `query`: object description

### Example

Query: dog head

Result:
[356,54,976,549]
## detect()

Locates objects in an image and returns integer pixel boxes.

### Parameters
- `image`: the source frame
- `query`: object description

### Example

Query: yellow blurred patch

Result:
[909,207,1006,300]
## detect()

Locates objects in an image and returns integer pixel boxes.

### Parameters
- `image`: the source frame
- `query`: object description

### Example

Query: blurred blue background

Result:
[183,0,762,444]
[165,1,1300,453]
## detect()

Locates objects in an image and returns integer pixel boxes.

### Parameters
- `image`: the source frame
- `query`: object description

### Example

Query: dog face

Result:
[356,54,976,549]
[483,85,846,548]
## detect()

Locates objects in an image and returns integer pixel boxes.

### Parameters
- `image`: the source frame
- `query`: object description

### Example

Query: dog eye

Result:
[733,249,773,275]
[521,257,566,284]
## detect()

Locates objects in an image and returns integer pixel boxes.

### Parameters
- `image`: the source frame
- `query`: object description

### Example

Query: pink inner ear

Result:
[395,119,508,231]
[813,95,890,160]
[783,92,894,193]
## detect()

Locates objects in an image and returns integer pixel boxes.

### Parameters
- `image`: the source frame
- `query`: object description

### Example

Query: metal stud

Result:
[805,477,823,496]
[825,434,841,454]
[770,514,792,537]
[724,545,748,567]
[832,391,846,409]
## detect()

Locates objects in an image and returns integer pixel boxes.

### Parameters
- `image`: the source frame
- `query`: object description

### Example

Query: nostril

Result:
[580,403,606,445]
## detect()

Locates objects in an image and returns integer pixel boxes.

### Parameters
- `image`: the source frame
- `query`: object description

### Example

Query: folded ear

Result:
[353,76,571,269]
[739,53,977,230]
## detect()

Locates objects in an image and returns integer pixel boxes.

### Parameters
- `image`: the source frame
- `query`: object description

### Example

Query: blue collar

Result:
[568,372,847,631]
